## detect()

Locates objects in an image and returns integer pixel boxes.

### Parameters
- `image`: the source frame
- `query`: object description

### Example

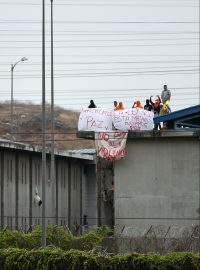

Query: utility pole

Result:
[50,0,56,224]
[41,0,46,247]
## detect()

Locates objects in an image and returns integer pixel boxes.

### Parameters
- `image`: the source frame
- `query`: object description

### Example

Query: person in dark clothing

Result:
[88,100,97,108]
[144,99,153,111]
[114,101,118,110]
[150,95,162,130]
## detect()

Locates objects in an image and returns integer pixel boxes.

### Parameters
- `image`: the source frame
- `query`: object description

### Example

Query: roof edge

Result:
[77,130,200,139]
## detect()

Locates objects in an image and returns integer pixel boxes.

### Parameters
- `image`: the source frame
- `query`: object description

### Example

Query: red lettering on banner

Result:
[83,108,112,116]
[97,146,126,159]
[96,131,127,161]
[109,141,115,146]
[114,132,127,139]
[98,132,110,141]
[97,146,105,155]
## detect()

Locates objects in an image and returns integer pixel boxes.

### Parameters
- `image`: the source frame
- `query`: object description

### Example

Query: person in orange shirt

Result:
[116,102,125,110]
[133,100,143,109]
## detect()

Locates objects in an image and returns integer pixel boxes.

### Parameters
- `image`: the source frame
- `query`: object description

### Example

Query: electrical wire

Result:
[0,30,198,34]
[0,43,197,49]
[1,60,198,65]
[0,86,198,94]
[0,19,198,24]
[1,66,198,75]
[0,93,198,102]
[1,38,199,43]
[0,54,197,58]
[0,2,198,7]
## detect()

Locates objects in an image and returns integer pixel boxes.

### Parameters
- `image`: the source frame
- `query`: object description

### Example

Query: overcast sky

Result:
[0,0,199,111]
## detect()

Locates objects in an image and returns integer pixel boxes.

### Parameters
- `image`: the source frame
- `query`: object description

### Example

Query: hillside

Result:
[0,102,94,150]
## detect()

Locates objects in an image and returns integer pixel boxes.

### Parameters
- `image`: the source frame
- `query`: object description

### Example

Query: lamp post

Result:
[11,57,28,134]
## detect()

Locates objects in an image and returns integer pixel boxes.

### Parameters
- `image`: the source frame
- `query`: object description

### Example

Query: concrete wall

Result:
[3,150,16,228]
[82,160,114,230]
[70,161,81,229]
[92,159,115,227]
[114,136,200,235]
[56,158,69,227]
[18,152,30,229]
[0,145,95,232]
[31,155,42,227]
[82,164,97,228]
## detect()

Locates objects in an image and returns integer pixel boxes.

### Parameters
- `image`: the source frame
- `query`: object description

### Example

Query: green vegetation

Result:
[0,226,199,269]
[0,225,111,250]
[0,249,199,270]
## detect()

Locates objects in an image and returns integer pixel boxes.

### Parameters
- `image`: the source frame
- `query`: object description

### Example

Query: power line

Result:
[7,95,200,100]
[0,93,198,100]
[0,20,198,24]
[0,2,198,7]
[1,38,199,43]
[1,87,199,92]
[0,43,198,49]
[0,66,198,74]
[0,101,199,108]
[0,71,198,80]
[0,30,198,35]
[0,86,198,94]
[0,54,197,57]
[0,68,198,78]
[0,33,199,37]
[0,60,198,65]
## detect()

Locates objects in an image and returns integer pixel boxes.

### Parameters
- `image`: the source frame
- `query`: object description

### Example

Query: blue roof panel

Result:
[154,105,200,124]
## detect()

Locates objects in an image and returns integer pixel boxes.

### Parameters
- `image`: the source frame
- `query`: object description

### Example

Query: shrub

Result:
[0,225,111,251]
[0,227,24,249]
[72,226,112,250]
[0,249,199,270]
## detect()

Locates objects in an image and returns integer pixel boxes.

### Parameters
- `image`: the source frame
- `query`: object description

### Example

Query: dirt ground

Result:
[0,101,94,150]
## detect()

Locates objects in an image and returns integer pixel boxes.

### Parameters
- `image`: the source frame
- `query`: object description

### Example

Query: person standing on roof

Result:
[150,95,162,130]
[116,102,125,110]
[133,100,143,109]
[161,85,171,113]
[88,100,97,108]
[114,101,118,110]
[144,99,153,111]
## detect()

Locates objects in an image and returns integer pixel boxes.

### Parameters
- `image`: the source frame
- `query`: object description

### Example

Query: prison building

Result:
[78,105,200,235]
[0,139,95,231]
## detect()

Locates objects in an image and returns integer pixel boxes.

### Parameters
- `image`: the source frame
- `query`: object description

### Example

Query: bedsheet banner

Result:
[113,108,154,131]
[78,108,112,132]
[95,132,128,160]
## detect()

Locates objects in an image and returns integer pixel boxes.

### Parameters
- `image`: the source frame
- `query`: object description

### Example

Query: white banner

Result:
[95,132,128,161]
[112,108,154,131]
[78,108,113,132]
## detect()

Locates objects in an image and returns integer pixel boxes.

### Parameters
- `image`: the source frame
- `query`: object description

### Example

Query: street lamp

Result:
[11,57,28,134]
